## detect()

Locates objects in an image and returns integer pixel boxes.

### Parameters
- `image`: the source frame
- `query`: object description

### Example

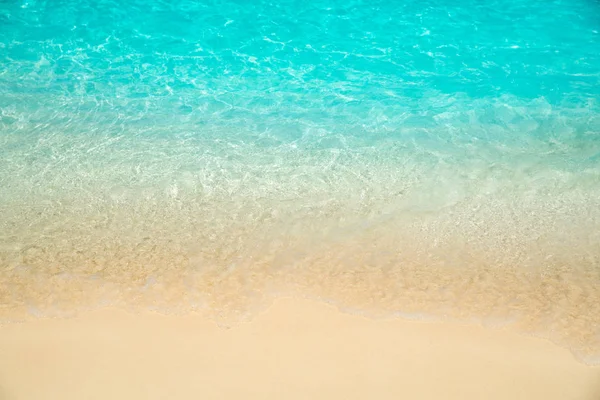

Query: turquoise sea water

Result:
[1,0,600,362]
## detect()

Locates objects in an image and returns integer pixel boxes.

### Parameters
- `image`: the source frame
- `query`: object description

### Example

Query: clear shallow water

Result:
[1,0,600,362]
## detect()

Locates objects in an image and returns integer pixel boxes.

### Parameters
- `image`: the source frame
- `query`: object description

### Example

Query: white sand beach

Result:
[0,298,598,400]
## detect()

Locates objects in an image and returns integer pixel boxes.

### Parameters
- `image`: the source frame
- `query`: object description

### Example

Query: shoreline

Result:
[0,298,598,400]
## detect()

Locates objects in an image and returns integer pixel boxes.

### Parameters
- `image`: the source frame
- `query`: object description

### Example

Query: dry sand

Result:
[0,298,598,400]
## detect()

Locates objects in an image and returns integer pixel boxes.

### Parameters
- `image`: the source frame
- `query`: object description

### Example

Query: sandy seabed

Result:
[0,298,598,400]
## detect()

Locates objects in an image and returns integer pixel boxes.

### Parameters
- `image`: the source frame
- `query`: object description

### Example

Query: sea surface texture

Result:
[1,0,599,362]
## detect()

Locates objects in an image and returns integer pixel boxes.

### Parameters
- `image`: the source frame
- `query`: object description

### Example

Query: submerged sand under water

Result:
[1,155,599,365]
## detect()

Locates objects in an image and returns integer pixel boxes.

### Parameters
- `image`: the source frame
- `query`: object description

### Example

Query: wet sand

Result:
[0,298,598,400]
